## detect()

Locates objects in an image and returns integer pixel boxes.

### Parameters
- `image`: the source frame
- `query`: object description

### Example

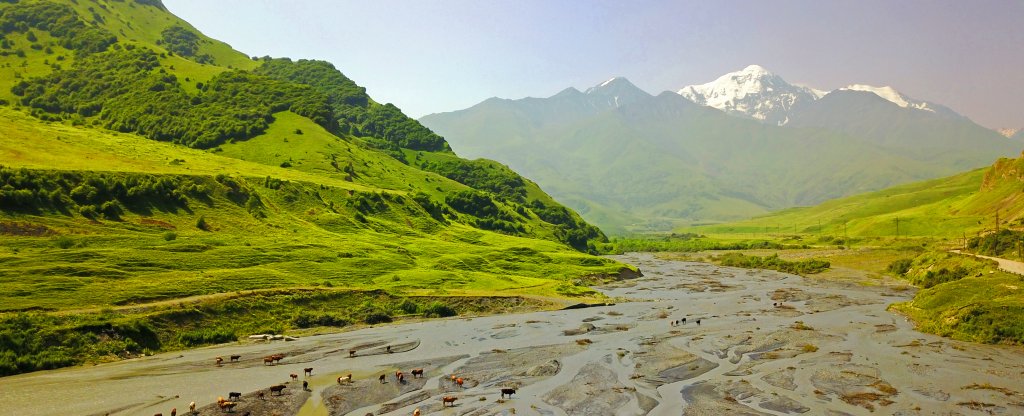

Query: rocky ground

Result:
[4,253,1024,415]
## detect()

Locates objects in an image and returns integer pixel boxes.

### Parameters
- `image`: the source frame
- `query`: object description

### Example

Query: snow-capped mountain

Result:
[677,65,824,125]
[838,84,960,118]
[583,76,652,109]
[677,65,962,124]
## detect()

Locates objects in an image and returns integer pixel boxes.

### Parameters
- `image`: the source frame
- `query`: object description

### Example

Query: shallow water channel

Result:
[2,253,1023,415]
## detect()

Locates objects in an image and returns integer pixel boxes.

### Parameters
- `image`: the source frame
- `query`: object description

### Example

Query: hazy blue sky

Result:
[163,0,1023,129]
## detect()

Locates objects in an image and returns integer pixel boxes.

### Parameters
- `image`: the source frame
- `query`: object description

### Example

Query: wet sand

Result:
[2,253,1024,415]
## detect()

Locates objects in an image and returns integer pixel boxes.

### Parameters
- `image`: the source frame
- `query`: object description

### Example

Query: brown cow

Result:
[215,357,223,366]
[270,384,287,395]
[413,408,421,416]
[170,408,177,416]
[217,401,237,412]
[411,368,424,378]
[263,356,274,365]
[442,396,458,407]
[272,353,285,363]
[456,377,464,388]
[349,349,357,357]
[379,374,386,384]
[337,374,352,384]
[257,391,265,400]
[304,367,313,376]
[290,373,298,381]
[230,354,241,362]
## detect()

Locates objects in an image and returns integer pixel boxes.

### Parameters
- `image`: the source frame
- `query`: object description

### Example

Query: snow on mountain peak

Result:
[677,65,820,125]
[839,84,935,113]
[583,77,650,108]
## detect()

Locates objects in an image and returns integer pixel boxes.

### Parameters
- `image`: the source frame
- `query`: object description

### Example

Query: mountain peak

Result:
[677,65,820,125]
[585,76,640,94]
[836,84,957,117]
[741,64,772,75]
[582,77,651,108]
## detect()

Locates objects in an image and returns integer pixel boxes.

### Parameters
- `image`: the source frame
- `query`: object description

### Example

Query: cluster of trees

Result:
[529,200,605,252]
[967,229,1024,258]
[913,266,970,288]
[254,58,450,152]
[446,190,524,234]
[157,25,213,63]
[419,158,527,202]
[13,47,337,149]
[717,253,830,275]
[0,166,205,218]
[0,1,116,55]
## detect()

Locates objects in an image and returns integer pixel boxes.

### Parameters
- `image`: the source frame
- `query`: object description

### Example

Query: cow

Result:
[456,377,464,388]
[337,374,352,384]
[500,388,516,398]
[228,392,241,401]
[257,391,265,400]
[349,349,357,358]
[442,396,458,407]
[230,354,241,362]
[263,356,274,366]
[189,402,196,414]
[217,401,237,412]
[270,384,287,395]
[379,374,386,384]
[411,368,424,378]
[304,367,313,376]
[215,357,223,366]
[290,373,299,381]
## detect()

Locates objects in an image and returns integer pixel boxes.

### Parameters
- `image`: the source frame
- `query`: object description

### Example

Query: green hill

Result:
[692,152,1024,239]
[0,0,625,375]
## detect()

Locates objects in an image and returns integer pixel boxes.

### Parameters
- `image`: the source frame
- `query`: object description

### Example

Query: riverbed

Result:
[2,253,1023,415]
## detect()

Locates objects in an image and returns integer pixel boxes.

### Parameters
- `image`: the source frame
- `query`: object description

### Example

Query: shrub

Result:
[398,299,419,315]
[364,313,392,325]
[422,302,457,318]
[195,216,208,230]
[292,312,348,328]
[887,258,913,276]
[177,328,236,346]
[54,235,74,249]
[162,231,177,241]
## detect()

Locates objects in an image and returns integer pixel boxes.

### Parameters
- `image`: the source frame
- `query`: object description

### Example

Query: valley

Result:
[4,253,1023,416]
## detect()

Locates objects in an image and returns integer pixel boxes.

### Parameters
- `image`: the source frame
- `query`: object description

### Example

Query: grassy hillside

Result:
[0,0,625,375]
[690,165,997,239]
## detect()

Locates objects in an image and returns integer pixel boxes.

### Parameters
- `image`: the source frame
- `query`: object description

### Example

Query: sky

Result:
[163,0,1024,129]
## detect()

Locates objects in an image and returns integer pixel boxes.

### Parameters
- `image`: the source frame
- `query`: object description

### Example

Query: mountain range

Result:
[421,66,1022,234]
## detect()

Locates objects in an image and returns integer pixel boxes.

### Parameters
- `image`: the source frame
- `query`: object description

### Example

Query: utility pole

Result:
[963,231,967,251]
[895,216,900,239]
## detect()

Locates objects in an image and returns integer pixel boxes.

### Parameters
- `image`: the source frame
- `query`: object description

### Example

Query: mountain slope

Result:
[0,0,625,375]
[422,76,1019,234]
[693,150,1024,239]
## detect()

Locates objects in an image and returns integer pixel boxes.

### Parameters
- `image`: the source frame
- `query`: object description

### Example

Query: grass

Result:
[0,84,629,374]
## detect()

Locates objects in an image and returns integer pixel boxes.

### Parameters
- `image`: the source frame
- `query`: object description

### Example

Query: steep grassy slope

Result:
[693,152,1024,239]
[0,0,623,374]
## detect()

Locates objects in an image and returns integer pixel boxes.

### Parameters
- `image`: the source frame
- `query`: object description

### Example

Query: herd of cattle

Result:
[152,351,518,415]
